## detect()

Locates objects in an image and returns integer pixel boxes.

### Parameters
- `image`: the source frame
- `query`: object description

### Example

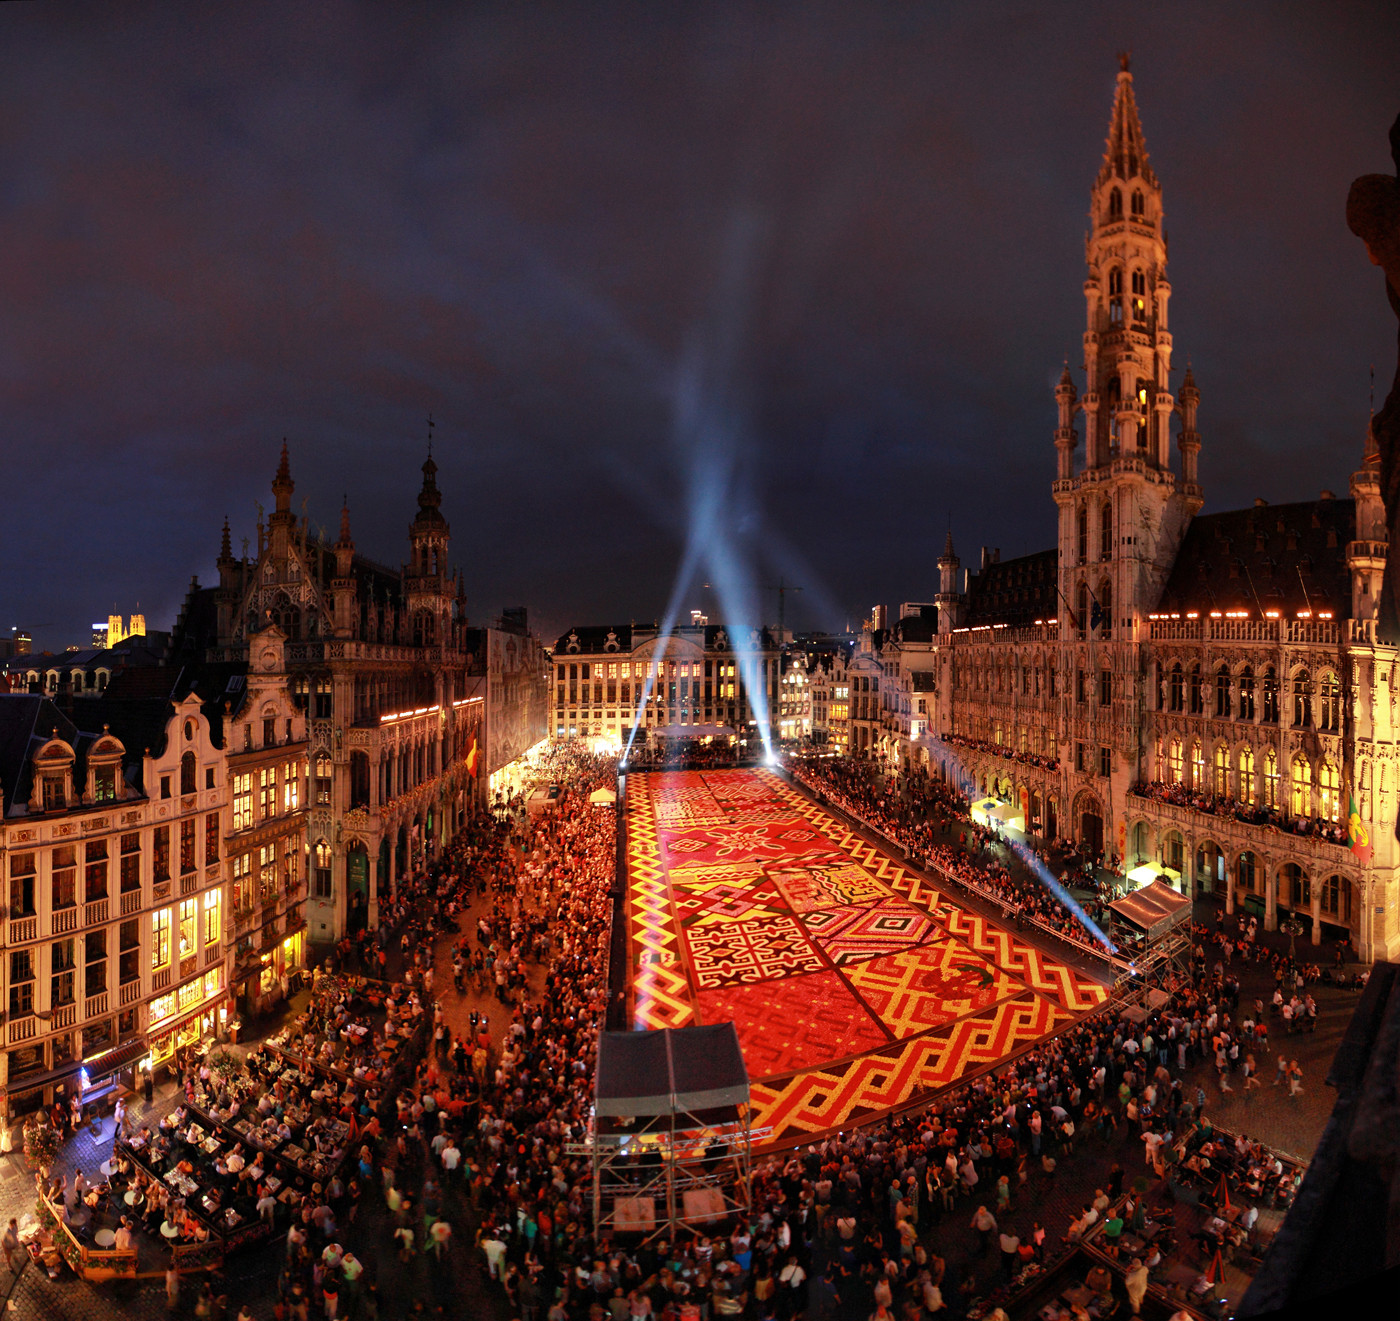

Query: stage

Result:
[625,767,1109,1147]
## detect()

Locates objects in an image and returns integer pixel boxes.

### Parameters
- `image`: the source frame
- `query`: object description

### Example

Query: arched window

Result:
[179,751,196,797]
[1135,378,1150,447]
[1282,863,1310,910]
[1264,748,1280,809]
[1322,874,1351,923]
[1319,673,1340,732]
[1261,667,1279,724]
[1213,744,1229,797]
[1291,755,1312,817]
[1319,760,1341,822]
[1237,746,1255,805]
[1100,503,1113,560]
[1238,666,1256,721]
[1292,669,1311,727]
[1077,507,1088,562]
[1189,664,1204,715]
[1215,665,1230,717]
[1168,738,1183,784]
[1109,188,1123,220]
[1131,269,1147,323]
[1107,267,1123,323]
[1099,581,1112,633]
[1169,663,1184,712]
[1131,188,1145,216]
[1190,741,1205,791]
[1237,851,1257,893]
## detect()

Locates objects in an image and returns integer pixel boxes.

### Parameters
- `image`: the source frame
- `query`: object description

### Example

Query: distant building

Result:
[549,623,779,752]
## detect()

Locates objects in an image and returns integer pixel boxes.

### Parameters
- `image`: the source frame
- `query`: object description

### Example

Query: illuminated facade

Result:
[0,691,230,1114]
[171,445,483,944]
[549,623,780,750]
[869,62,1400,961]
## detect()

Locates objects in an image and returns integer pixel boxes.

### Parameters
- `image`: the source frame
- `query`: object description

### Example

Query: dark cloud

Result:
[0,0,1397,649]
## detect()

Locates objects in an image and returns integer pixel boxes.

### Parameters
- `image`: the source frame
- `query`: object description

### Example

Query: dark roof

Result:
[965,548,1059,627]
[552,624,635,655]
[893,614,938,644]
[1156,498,1354,618]
[552,623,778,655]
[595,1024,749,1117]
[0,695,80,816]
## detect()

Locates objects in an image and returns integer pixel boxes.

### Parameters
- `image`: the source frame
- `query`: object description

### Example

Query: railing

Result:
[86,991,109,1019]
[152,966,171,992]
[52,1002,76,1029]
[8,914,37,944]
[37,1186,138,1280]
[8,1014,36,1044]
[119,977,142,1006]
[180,872,199,896]
[1147,617,1343,646]
[120,887,143,916]
[85,897,109,926]
[51,906,78,935]
[204,943,222,967]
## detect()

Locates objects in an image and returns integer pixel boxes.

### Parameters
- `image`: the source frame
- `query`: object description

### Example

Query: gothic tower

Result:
[404,452,453,649]
[1053,57,1203,855]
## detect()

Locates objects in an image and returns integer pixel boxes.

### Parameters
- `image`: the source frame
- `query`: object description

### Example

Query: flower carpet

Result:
[625,768,1109,1146]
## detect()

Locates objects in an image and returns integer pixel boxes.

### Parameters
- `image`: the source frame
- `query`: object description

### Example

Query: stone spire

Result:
[272,440,294,515]
[1097,54,1157,191]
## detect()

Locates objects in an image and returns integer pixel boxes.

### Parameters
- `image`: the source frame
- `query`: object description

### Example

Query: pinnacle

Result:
[1098,58,1156,188]
[941,530,957,561]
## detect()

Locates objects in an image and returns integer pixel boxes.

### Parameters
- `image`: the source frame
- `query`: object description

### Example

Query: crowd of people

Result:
[22,740,1340,1321]
[940,733,1059,773]
[1128,780,1350,844]
[789,756,1111,954]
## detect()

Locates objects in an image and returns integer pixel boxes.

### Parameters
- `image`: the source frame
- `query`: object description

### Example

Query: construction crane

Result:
[764,578,804,643]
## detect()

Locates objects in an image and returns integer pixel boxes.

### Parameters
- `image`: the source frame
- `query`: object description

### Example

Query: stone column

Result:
[1224,849,1235,916]
[1310,876,1322,947]
[1264,858,1277,932]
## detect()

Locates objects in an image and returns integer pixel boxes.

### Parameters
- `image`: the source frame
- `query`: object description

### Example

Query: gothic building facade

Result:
[868,62,1399,962]
[170,446,484,944]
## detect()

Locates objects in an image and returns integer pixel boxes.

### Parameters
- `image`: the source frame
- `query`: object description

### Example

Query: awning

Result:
[5,1060,81,1099]
[83,1038,148,1084]
[588,788,617,805]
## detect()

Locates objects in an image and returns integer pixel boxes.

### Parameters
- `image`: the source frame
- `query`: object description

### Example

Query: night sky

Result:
[3,2,1398,652]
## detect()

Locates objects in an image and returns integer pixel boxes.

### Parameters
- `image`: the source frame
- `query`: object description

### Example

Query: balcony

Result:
[119,979,141,1007]
[85,898,109,927]
[152,966,171,992]
[204,943,221,967]
[51,906,78,936]
[180,872,198,896]
[8,914,37,944]
[85,992,109,1019]
[8,1015,36,1045]
[52,1002,76,1029]
[120,888,142,916]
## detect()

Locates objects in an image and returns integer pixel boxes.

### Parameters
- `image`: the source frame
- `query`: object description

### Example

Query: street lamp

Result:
[1279,913,1306,964]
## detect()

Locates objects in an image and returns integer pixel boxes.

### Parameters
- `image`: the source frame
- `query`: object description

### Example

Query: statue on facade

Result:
[1348,113,1400,638]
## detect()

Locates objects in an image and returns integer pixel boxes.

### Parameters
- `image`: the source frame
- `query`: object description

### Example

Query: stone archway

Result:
[346,841,370,933]
[1195,839,1225,899]
[1074,791,1104,858]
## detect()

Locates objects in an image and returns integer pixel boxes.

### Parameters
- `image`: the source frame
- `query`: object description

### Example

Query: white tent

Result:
[589,787,617,806]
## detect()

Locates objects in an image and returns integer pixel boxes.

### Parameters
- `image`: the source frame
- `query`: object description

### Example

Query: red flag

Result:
[466,737,479,778]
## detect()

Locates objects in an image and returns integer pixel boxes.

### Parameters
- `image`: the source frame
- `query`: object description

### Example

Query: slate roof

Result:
[965,548,1060,627]
[1155,498,1355,618]
[0,695,81,817]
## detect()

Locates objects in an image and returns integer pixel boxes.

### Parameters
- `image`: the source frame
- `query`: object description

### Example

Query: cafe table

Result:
[1061,1284,1095,1310]
[124,1190,140,1206]
[94,1229,117,1248]
[99,1160,115,1178]
[160,1222,180,1240]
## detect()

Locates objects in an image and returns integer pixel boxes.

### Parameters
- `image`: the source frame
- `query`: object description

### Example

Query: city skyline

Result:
[2,3,1397,652]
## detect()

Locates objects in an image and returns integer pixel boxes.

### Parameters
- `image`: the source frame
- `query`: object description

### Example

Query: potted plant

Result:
[22,1115,59,1177]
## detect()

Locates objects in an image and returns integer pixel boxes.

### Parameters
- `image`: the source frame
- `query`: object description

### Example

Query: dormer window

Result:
[94,764,117,802]
[42,774,66,811]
